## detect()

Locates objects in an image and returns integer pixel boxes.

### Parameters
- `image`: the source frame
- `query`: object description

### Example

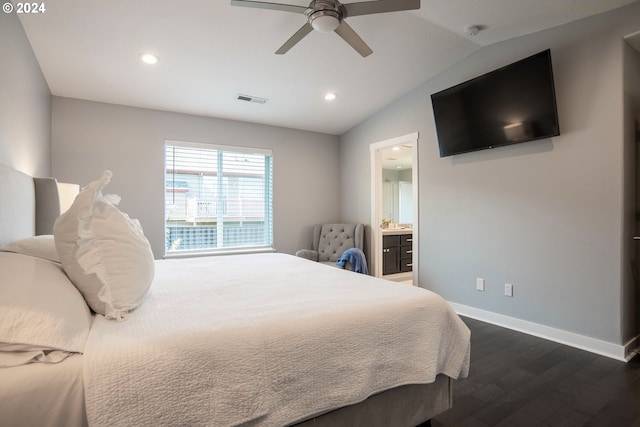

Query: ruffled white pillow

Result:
[54,170,154,320]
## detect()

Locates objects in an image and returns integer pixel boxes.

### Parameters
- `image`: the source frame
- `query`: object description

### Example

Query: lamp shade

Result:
[57,182,80,214]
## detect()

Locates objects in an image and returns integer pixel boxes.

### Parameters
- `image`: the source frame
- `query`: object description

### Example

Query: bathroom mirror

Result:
[381,142,413,227]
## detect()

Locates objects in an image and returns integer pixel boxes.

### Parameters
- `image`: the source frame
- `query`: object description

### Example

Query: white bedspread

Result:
[1,354,87,427]
[83,253,470,427]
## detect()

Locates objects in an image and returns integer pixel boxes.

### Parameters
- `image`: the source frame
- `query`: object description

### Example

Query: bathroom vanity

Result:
[382,229,412,276]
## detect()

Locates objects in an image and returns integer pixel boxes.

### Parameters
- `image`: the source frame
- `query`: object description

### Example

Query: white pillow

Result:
[0,235,60,263]
[53,170,155,320]
[0,252,91,354]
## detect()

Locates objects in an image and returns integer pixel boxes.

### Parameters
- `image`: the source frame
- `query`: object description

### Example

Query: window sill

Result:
[163,246,276,259]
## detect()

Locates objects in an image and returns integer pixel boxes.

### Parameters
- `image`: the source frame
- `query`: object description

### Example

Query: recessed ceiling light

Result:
[392,146,400,151]
[324,92,337,101]
[140,53,159,65]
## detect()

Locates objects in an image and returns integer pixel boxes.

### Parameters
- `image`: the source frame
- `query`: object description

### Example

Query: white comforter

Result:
[83,253,470,427]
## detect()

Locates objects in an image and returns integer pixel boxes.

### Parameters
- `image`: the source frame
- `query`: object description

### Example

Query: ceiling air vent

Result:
[237,94,268,104]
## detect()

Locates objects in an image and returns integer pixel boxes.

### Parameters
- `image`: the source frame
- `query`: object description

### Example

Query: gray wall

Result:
[0,12,51,176]
[340,3,640,346]
[52,97,340,258]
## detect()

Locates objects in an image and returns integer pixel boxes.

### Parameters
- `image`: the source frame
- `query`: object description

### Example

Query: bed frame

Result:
[0,164,452,427]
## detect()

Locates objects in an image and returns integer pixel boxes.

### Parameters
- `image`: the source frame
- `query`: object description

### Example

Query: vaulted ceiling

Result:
[16,0,640,135]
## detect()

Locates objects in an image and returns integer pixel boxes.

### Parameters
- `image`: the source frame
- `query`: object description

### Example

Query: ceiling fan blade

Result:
[230,0,307,14]
[343,0,420,17]
[275,23,314,54]
[334,21,373,57]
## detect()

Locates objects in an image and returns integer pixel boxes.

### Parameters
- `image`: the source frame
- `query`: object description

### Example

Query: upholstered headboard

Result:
[0,164,65,245]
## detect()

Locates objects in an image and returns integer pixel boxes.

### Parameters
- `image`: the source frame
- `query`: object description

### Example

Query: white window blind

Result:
[164,141,273,255]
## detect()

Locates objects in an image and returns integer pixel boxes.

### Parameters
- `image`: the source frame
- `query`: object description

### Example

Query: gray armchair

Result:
[295,223,365,271]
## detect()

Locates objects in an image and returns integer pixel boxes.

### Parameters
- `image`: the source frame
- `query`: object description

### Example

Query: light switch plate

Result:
[505,283,514,297]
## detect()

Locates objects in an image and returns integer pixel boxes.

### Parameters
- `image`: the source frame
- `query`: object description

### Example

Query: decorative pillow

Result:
[0,235,60,263]
[53,170,155,320]
[0,252,91,355]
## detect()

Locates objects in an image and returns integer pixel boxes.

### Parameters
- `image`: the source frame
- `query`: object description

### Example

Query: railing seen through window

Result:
[165,141,273,255]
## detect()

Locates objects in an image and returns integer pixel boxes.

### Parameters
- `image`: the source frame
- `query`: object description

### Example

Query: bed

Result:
[0,164,470,427]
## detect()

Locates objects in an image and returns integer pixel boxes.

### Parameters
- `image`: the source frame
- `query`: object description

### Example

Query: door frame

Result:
[370,132,419,283]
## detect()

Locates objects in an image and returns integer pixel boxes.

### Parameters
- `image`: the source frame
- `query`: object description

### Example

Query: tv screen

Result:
[431,49,560,157]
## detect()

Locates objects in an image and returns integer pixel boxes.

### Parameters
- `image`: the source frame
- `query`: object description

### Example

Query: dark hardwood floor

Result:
[432,317,640,427]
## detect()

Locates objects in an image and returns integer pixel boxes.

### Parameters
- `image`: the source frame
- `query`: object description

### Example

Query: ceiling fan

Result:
[230,0,421,57]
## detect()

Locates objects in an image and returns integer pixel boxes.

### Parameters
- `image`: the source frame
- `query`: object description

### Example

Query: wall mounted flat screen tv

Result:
[431,49,560,157]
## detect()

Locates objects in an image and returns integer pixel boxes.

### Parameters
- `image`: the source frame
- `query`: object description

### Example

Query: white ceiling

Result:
[16,0,640,136]
[381,144,413,170]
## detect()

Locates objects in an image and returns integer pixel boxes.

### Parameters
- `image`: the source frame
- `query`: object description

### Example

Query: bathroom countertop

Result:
[381,228,413,235]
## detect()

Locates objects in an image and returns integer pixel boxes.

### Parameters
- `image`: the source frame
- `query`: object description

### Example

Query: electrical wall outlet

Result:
[504,283,514,297]
[476,278,485,292]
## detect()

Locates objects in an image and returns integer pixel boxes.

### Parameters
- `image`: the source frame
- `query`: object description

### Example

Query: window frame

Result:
[164,139,274,258]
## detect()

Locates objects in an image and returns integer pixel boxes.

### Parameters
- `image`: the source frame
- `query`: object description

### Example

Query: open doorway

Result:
[370,132,419,284]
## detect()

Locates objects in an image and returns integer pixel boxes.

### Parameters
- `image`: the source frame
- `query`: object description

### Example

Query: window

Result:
[164,140,273,255]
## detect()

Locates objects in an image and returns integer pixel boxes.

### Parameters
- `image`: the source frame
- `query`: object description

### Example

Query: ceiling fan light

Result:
[310,12,340,32]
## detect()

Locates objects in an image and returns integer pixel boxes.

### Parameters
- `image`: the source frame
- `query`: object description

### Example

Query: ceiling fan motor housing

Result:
[307,0,344,32]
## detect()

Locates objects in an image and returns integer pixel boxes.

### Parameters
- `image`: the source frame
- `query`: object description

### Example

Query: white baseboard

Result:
[448,302,636,362]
